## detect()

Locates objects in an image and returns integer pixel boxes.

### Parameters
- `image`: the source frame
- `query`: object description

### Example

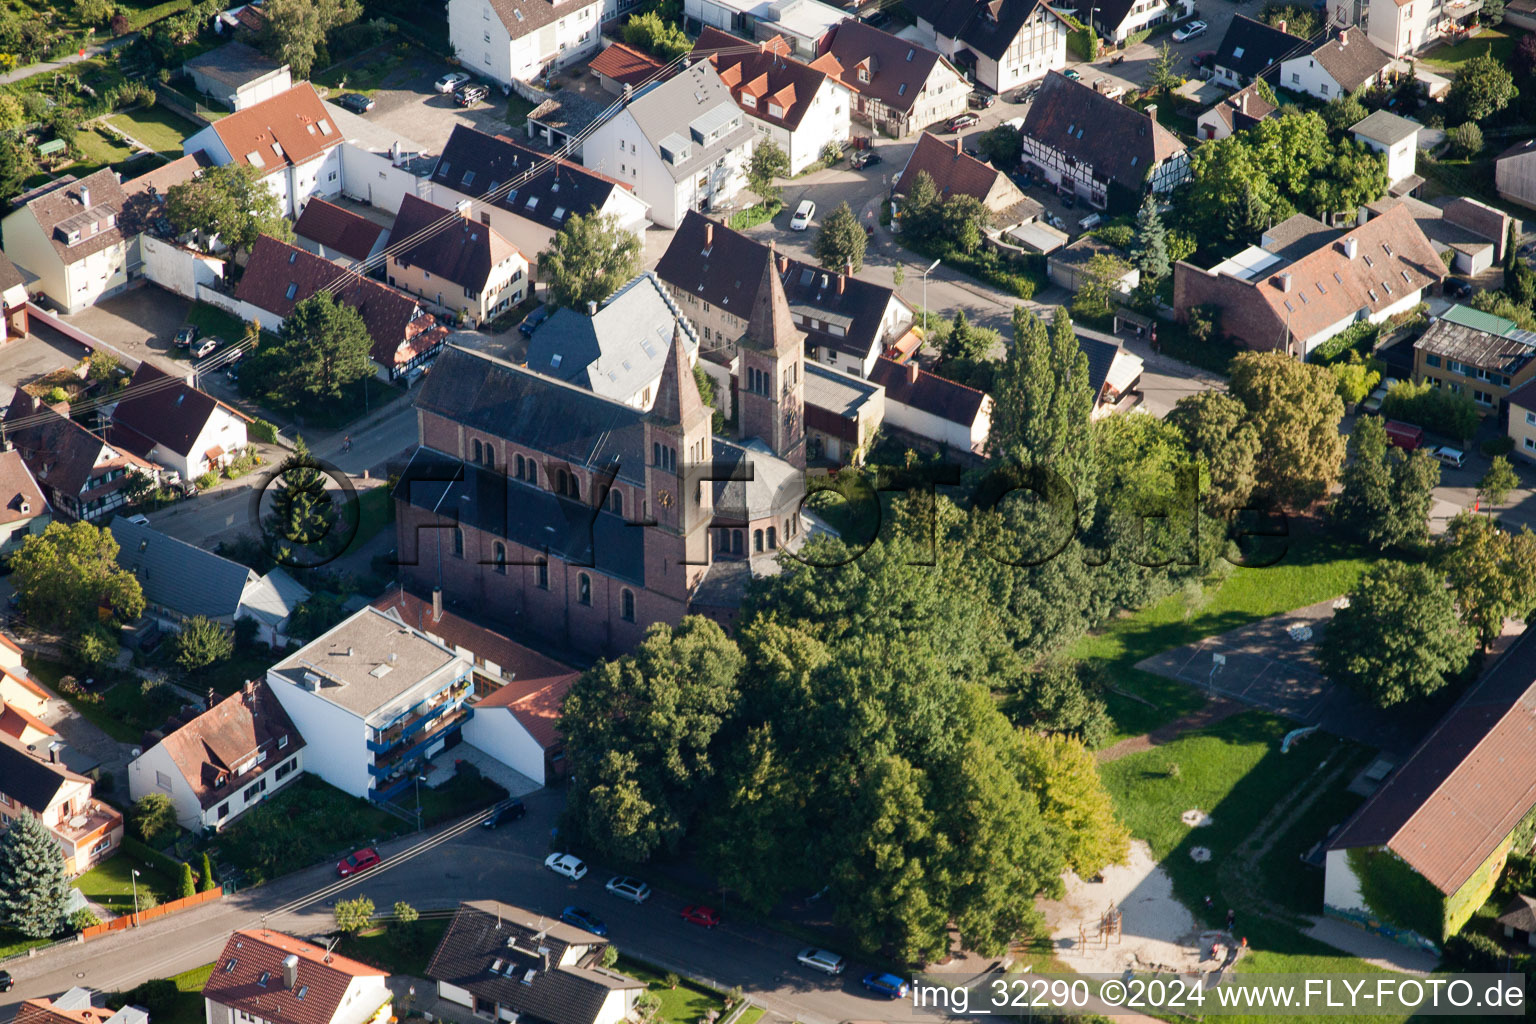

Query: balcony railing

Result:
[366,682,472,752]
[53,799,122,844]
[368,706,469,778]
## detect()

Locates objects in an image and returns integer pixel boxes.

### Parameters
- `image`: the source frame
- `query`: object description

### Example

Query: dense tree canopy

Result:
[1440,512,1536,649]
[1227,351,1346,509]
[273,291,374,400]
[1166,391,1260,515]
[12,521,145,630]
[813,200,867,273]
[1332,415,1439,552]
[165,163,289,264]
[538,211,643,311]
[746,139,789,203]
[255,0,360,78]
[1447,53,1518,125]
[0,813,70,938]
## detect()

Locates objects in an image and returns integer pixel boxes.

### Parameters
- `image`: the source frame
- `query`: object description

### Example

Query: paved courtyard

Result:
[0,330,85,406]
[347,50,518,153]
[62,286,193,375]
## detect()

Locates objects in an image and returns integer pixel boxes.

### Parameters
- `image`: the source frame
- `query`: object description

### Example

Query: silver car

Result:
[796,947,846,975]
[605,876,652,903]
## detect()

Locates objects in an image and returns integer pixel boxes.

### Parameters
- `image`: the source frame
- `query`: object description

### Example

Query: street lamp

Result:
[413,772,429,831]
[131,868,141,924]
[921,257,941,335]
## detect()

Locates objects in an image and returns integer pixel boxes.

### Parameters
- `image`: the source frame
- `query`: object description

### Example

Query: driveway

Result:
[0,330,86,406]
[63,287,193,375]
[354,50,517,153]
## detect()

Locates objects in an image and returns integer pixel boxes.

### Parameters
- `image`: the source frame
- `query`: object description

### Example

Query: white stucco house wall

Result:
[448,0,603,87]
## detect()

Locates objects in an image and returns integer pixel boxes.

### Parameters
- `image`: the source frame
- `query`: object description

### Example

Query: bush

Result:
[70,908,102,931]
[1443,931,1506,973]
[128,793,178,845]
[44,386,68,404]
[819,140,843,166]
[727,199,781,231]
[1481,436,1516,457]
[1092,223,1135,249]
[106,980,178,1019]
[250,418,279,444]
[195,471,219,490]
[335,895,375,933]
[1380,379,1480,441]
[1449,122,1484,158]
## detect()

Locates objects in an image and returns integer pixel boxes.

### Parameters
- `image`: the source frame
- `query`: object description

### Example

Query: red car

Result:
[337,847,381,878]
[945,112,980,132]
[680,905,720,929]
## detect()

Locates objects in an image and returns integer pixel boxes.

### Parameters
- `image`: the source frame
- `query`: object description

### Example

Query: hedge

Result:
[122,834,188,879]
[249,419,279,444]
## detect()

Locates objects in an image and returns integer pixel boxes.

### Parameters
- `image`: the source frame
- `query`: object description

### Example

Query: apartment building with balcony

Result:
[265,607,473,803]
[1413,305,1536,415]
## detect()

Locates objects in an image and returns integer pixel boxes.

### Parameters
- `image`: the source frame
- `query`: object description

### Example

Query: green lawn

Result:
[24,657,170,744]
[617,956,728,1023]
[107,107,200,157]
[1070,530,1377,745]
[315,48,410,99]
[1418,27,1516,70]
[184,301,251,345]
[334,919,450,976]
[0,927,55,959]
[75,854,179,915]
[341,485,394,557]
[71,127,135,175]
[506,93,536,126]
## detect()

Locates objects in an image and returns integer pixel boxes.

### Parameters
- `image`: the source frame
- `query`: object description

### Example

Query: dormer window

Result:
[462,170,475,186]
[857,67,869,83]
[742,93,757,107]
[768,102,783,117]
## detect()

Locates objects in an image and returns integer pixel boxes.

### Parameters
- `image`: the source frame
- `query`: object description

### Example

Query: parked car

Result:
[174,324,198,348]
[796,948,846,975]
[1172,20,1208,42]
[850,150,882,169]
[605,876,652,903]
[435,71,472,94]
[0,969,13,992]
[560,906,607,936]
[968,90,997,109]
[861,973,910,999]
[1012,82,1041,102]
[790,199,816,231]
[544,852,588,880]
[680,905,720,928]
[456,84,490,107]
[481,799,526,828]
[336,847,381,878]
[336,93,375,114]
[1078,212,1102,231]
[1361,384,1390,414]
[1384,419,1424,450]
[945,112,980,132]
[1063,68,1082,81]
[1190,50,1217,68]
[1445,277,1474,299]
[193,337,220,358]
[126,514,150,526]
[1431,445,1466,468]
[519,303,551,337]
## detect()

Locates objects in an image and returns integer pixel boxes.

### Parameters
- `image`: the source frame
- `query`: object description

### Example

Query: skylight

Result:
[898,83,906,96]
[246,151,265,167]
[285,282,298,300]
[463,170,476,186]
[318,120,332,135]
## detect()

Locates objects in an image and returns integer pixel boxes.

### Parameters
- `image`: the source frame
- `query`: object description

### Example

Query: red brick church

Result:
[393,249,809,656]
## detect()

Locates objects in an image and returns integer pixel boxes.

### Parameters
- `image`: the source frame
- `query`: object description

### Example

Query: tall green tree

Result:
[898,169,942,242]
[988,308,1097,504]
[812,200,867,273]
[1333,416,1438,551]
[128,793,177,844]
[1440,512,1536,649]
[976,124,1022,168]
[1018,730,1128,877]
[1228,351,1346,509]
[938,309,991,364]
[334,895,374,933]
[537,211,643,311]
[11,521,144,631]
[164,163,289,265]
[177,862,196,900]
[1130,193,1170,281]
[0,813,71,938]
[265,438,339,552]
[1071,252,1130,319]
[1147,42,1182,95]
[561,617,744,862]
[746,139,789,203]
[1447,53,1518,124]
[277,291,373,400]
[1319,561,1474,707]
[255,0,361,78]
[1167,391,1260,515]
[174,615,234,673]
[1478,455,1520,511]
[198,851,217,892]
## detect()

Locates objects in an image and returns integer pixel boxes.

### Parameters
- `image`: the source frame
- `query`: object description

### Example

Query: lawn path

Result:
[1095,697,1244,763]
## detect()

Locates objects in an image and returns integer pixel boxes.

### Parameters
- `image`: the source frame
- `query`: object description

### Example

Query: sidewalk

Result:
[0,34,135,87]
[1303,917,1438,974]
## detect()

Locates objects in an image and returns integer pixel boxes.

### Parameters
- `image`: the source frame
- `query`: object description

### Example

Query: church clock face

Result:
[656,488,674,509]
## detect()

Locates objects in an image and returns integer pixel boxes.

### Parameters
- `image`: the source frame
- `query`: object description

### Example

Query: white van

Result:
[1078,213,1102,231]
[1431,446,1465,468]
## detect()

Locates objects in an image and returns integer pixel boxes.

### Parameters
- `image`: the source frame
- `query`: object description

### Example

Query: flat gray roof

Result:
[805,362,881,417]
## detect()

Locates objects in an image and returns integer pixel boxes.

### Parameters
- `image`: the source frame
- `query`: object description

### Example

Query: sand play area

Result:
[1038,840,1236,975]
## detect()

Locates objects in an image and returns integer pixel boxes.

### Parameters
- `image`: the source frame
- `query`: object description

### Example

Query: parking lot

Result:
[0,330,86,407]
[323,47,519,153]
[63,288,193,376]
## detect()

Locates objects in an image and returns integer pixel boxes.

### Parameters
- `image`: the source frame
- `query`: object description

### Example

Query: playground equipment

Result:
[1282,724,1320,753]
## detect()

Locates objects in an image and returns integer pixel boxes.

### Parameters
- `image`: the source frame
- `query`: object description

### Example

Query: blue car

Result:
[861,973,909,999]
[561,906,607,937]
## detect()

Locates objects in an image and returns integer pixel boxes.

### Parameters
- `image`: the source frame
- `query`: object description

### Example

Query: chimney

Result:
[1277,272,1292,292]
[1238,93,1246,114]
[777,253,789,273]
[954,137,961,154]
[705,221,714,247]
[432,586,443,623]
[1344,236,1359,259]
[282,955,299,991]
[819,273,829,290]
[456,199,472,218]
[1338,29,1347,45]
[79,186,90,207]
[1145,104,1157,122]
[836,272,845,295]
[586,300,598,315]
[49,743,59,764]
[906,360,920,384]
[1277,19,1286,33]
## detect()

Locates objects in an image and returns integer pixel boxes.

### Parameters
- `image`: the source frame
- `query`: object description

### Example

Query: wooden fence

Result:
[78,885,224,939]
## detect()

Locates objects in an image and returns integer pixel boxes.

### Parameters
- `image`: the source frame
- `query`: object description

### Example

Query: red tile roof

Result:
[293,198,388,263]
[154,682,305,811]
[693,26,836,132]
[0,700,55,740]
[16,999,117,1024]
[0,448,48,526]
[814,20,955,117]
[209,83,340,176]
[2,666,51,703]
[203,929,386,1024]
[588,42,665,88]
[235,235,448,370]
[867,355,988,426]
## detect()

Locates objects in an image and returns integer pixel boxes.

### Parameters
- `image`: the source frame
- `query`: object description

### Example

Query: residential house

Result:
[325,99,439,217]
[1048,236,1140,295]
[0,731,122,874]
[182,83,344,218]
[1496,138,1536,213]
[1196,81,1277,142]
[867,356,991,454]
[1172,202,1444,356]
[525,271,701,409]
[0,250,30,340]
[1325,627,1536,943]
[1278,27,1391,101]
[588,41,663,94]
[0,654,50,720]
[427,900,644,1024]
[1,171,131,314]
[0,447,50,554]
[1325,0,1481,57]
[803,361,884,464]
[108,363,250,484]
[1020,71,1189,209]
[234,235,450,380]
[1350,110,1421,194]
[183,41,292,112]
[293,198,389,266]
[127,682,304,832]
[1363,195,1512,277]
[906,0,1070,94]
[3,392,156,522]
[447,0,602,87]
[0,699,55,748]
[1079,332,1144,418]
[691,27,851,176]
[120,154,224,302]
[655,211,915,380]
[386,194,528,326]
[1499,896,1536,947]
[684,0,845,59]
[109,515,311,640]
[17,992,146,1024]
[1081,0,1194,46]
[1210,15,1302,89]
[895,131,1043,235]
[1412,305,1536,415]
[1508,377,1536,462]
[429,125,649,283]
[808,21,969,139]
[265,606,474,802]
[581,61,756,229]
[373,586,579,785]
[203,930,392,1024]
